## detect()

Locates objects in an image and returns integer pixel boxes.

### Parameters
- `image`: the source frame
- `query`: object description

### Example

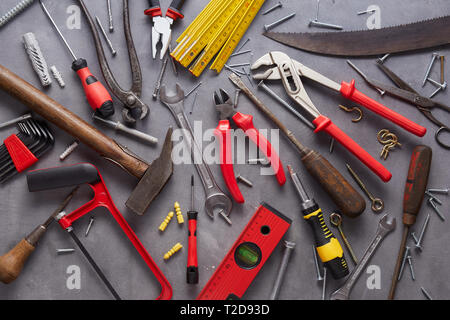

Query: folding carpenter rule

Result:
[172,0,265,77]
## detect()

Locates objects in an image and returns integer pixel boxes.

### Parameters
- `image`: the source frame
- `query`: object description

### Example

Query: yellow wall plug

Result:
[159,211,174,232]
[174,201,184,224]
[164,242,183,260]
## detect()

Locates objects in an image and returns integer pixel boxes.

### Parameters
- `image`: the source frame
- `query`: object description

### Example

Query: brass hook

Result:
[338,105,363,122]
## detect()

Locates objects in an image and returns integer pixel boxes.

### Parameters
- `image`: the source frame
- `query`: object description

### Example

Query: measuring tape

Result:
[171,0,265,77]
[197,202,291,300]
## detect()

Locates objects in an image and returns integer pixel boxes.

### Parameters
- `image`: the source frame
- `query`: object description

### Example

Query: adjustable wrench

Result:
[330,214,396,300]
[160,84,233,223]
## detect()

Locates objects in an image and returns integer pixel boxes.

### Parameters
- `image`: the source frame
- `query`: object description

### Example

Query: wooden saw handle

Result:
[0,64,148,178]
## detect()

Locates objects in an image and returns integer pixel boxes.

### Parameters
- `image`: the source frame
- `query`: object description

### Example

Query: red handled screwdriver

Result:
[39,0,114,118]
[187,174,198,284]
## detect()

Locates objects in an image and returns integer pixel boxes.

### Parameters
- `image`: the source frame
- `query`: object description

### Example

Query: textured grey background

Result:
[0,0,449,300]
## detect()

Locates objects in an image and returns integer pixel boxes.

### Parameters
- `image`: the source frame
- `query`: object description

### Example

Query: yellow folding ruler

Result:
[171,0,265,77]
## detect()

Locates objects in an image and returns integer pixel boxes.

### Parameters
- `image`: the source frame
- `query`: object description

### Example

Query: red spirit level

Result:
[197,203,292,300]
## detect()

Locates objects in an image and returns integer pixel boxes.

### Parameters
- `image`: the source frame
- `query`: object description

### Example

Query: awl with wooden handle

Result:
[0,187,78,284]
[229,73,365,218]
[388,145,432,299]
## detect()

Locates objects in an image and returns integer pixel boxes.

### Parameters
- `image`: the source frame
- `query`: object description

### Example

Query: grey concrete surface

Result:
[0,0,449,300]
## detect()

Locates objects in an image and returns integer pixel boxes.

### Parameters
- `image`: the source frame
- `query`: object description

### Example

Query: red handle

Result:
[76,67,113,112]
[232,112,286,186]
[187,214,198,268]
[340,80,426,137]
[313,115,392,182]
[214,120,245,203]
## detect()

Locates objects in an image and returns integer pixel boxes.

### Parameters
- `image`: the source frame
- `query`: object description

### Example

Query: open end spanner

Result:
[159,84,233,223]
[330,214,396,300]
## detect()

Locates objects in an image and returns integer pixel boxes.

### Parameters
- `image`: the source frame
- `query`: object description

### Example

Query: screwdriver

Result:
[288,165,349,279]
[388,145,432,299]
[186,174,199,284]
[39,0,114,118]
[0,187,79,284]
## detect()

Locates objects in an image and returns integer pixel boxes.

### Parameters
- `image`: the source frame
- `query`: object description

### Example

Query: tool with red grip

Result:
[197,203,291,300]
[186,175,199,284]
[26,163,172,300]
[214,89,286,203]
[40,0,114,118]
[145,0,186,59]
[252,51,428,182]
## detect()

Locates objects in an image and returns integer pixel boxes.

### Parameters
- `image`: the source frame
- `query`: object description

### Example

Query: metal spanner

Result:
[160,84,233,223]
[330,214,396,300]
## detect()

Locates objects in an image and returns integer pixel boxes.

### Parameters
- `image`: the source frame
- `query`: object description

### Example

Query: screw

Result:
[425,190,443,205]
[189,91,198,115]
[57,248,75,254]
[421,287,433,300]
[236,174,253,187]
[262,1,282,15]
[415,213,430,251]
[230,49,252,57]
[398,246,410,280]
[85,217,95,237]
[329,138,335,153]
[153,56,169,100]
[236,38,250,53]
[257,80,314,129]
[346,164,384,213]
[308,20,343,30]
[315,0,320,21]
[321,267,327,300]
[428,198,445,221]
[264,12,296,32]
[0,0,35,28]
[107,0,113,32]
[225,64,245,75]
[377,53,391,64]
[406,255,415,281]
[218,209,232,225]
[312,245,324,281]
[168,43,178,76]
[247,158,270,166]
[185,82,202,98]
[410,232,419,244]
[428,188,449,195]
[228,63,251,68]
[59,140,80,161]
[357,9,376,15]
[269,240,296,300]
[427,77,447,90]
[233,89,241,108]
[0,113,32,129]
[422,53,439,87]
[95,16,116,56]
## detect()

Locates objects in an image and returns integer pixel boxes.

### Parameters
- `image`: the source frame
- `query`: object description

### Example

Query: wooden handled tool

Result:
[388,145,432,299]
[229,73,365,218]
[0,187,78,284]
[0,64,173,215]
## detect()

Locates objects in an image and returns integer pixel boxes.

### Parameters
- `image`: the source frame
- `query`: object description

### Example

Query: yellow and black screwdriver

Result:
[288,165,349,279]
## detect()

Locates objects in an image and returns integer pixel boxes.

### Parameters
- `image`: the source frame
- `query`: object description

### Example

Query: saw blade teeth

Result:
[264,15,450,37]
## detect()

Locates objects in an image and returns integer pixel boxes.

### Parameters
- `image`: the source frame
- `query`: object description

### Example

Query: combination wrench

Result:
[330,214,396,300]
[160,84,233,223]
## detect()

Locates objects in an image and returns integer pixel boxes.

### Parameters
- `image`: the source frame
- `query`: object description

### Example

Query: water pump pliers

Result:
[145,0,186,59]
[213,89,286,203]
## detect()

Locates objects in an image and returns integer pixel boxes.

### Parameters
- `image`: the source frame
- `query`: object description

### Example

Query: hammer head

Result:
[126,127,174,215]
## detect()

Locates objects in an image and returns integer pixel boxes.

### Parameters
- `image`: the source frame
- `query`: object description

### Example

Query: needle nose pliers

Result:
[213,89,286,203]
[145,0,186,59]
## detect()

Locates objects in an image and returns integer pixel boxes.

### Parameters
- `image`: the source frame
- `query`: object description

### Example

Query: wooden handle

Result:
[403,145,432,226]
[0,64,148,178]
[0,239,35,284]
[302,150,366,218]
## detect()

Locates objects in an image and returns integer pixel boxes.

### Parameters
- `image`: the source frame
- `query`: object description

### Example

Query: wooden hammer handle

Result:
[0,64,148,178]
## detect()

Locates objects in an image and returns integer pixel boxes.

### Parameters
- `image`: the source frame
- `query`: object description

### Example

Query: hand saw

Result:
[263,16,450,56]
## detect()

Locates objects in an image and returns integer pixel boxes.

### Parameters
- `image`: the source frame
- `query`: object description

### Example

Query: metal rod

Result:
[265,12,296,32]
[269,240,295,300]
[95,16,116,56]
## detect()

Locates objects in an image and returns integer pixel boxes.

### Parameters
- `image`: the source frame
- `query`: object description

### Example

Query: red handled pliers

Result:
[213,89,286,203]
[252,51,428,182]
[144,0,186,59]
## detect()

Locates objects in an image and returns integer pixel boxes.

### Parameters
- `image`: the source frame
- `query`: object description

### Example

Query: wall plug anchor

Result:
[23,32,52,87]
[50,66,65,88]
